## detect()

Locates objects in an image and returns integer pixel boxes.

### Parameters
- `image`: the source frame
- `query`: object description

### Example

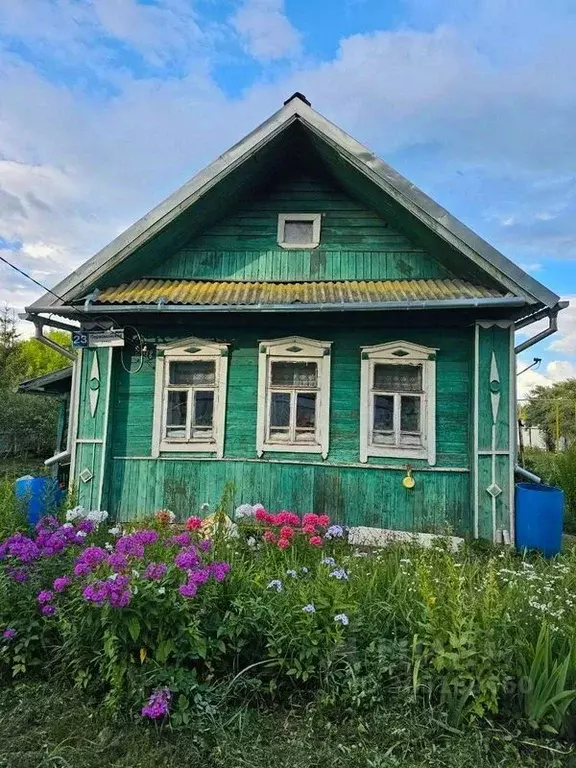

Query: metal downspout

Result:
[514,311,559,355]
[513,301,568,483]
[33,323,76,361]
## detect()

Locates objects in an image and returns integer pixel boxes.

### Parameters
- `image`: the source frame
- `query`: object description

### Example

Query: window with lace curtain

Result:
[152,337,229,458]
[360,341,437,464]
[257,337,331,457]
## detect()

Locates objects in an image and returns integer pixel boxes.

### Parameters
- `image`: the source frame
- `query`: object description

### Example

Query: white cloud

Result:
[517,358,576,400]
[231,0,301,61]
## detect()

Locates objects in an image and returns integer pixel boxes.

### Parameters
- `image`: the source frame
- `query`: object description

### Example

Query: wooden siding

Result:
[101,315,475,533]
[109,457,470,535]
[147,175,455,283]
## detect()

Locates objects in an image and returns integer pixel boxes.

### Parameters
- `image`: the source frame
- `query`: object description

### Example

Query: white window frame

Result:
[360,341,437,465]
[257,336,331,458]
[152,337,229,458]
[277,213,322,249]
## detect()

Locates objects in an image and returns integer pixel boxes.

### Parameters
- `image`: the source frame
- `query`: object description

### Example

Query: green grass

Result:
[0,682,573,768]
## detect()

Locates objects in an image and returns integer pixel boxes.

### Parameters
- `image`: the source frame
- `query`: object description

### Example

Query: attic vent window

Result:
[278,213,321,249]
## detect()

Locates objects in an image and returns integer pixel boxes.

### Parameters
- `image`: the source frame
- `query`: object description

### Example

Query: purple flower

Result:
[167,532,190,547]
[107,552,129,572]
[325,525,344,539]
[115,534,145,558]
[82,546,108,566]
[141,688,171,719]
[188,566,210,585]
[179,583,198,598]
[174,548,199,570]
[53,576,72,593]
[77,519,94,534]
[144,562,168,581]
[209,561,231,582]
[2,628,16,640]
[41,604,56,617]
[198,538,212,553]
[3,533,40,564]
[7,567,29,583]
[36,515,59,532]
[73,560,92,577]
[83,581,109,606]
[36,590,54,605]
[133,529,158,546]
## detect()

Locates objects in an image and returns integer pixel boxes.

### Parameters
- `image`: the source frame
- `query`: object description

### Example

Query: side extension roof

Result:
[27,92,560,314]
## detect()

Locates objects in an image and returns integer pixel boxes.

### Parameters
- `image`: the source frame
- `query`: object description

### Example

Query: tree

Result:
[0,305,72,459]
[524,379,576,450]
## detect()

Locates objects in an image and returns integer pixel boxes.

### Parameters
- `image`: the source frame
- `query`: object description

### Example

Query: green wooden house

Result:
[25,93,564,541]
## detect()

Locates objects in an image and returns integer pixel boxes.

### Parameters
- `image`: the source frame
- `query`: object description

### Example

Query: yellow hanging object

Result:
[402,468,415,489]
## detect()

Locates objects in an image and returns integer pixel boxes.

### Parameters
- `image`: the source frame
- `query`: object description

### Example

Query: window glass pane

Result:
[374,363,422,393]
[400,396,421,433]
[166,390,187,438]
[373,394,394,432]
[296,392,316,429]
[169,360,215,386]
[283,220,314,244]
[270,392,290,427]
[194,391,214,428]
[271,361,317,388]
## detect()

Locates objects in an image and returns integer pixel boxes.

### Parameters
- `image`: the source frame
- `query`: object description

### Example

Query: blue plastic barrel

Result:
[14,475,65,526]
[515,482,564,557]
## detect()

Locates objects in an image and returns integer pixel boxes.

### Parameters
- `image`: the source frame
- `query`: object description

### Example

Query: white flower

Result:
[267,580,283,592]
[108,526,121,536]
[329,568,349,581]
[76,530,87,539]
[334,613,349,626]
[62,523,74,530]
[399,558,412,565]
[65,506,85,522]
[133,586,139,595]
[253,503,266,515]
[157,587,166,595]
[322,557,336,566]
[86,510,108,524]
[286,569,297,578]
[108,573,119,581]
[302,603,316,613]
[201,503,210,513]
[235,504,255,520]
[104,543,113,551]
[132,570,140,578]
[300,567,308,574]
[247,537,257,548]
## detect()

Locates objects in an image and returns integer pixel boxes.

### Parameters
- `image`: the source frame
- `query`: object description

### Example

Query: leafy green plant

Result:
[521,623,576,733]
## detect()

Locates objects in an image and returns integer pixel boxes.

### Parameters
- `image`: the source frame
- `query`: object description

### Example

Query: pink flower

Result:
[279,526,295,539]
[302,524,316,535]
[255,508,272,523]
[309,536,323,547]
[302,513,319,527]
[185,517,203,531]
[277,538,290,550]
[276,511,300,527]
[317,515,330,527]
[263,530,277,544]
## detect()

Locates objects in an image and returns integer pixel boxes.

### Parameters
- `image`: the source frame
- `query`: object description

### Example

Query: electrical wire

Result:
[0,253,137,357]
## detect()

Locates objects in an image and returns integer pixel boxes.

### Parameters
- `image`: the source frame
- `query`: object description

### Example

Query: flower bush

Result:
[2,495,576,736]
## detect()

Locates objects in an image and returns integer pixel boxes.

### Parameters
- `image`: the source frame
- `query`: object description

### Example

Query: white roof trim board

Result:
[27,93,560,313]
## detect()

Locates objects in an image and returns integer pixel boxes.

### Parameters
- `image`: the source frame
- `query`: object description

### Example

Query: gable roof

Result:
[27,93,560,314]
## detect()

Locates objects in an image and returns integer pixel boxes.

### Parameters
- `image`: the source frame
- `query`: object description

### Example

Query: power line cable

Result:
[0,253,128,345]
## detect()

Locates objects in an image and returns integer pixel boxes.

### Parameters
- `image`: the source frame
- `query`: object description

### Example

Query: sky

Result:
[0,0,575,398]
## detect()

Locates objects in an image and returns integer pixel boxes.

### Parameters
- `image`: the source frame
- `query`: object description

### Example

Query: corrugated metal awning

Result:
[94,278,511,308]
